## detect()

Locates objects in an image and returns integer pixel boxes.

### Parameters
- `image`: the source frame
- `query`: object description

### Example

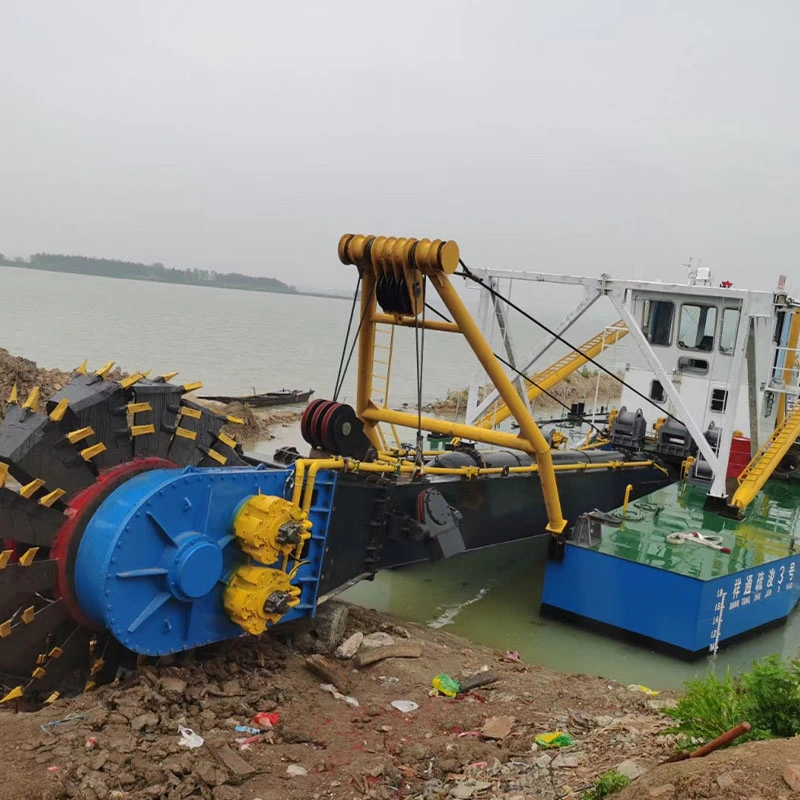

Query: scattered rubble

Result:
[335,631,364,659]
[616,758,646,781]
[0,603,791,800]
[481,715,515,741]
[785,763,800,791]
[0,603,699,800]
[361,632,395,650]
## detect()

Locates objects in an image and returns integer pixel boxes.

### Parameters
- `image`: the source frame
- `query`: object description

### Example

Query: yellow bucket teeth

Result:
[95,361,115,378]
[48,398,69,422]
[22,387,40,411]
[0,686,23,703]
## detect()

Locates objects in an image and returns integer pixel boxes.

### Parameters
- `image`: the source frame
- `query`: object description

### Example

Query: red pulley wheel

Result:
[308,400,336,449]
[300,399,327,446]
[320,402,346,453]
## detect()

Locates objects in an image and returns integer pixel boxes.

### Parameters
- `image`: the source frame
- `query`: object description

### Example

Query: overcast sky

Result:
[1,1,798,293]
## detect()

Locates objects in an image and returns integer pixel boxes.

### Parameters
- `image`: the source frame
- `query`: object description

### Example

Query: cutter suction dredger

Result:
[0,233,671,703]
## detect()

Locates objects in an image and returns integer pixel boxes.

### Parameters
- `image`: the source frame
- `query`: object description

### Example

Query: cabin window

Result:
[720,308,740,354]
[678,304,717,352]
[642,300,674,346]
[710,388,728,412]
[650,379,666,402]
[678,357,709,375]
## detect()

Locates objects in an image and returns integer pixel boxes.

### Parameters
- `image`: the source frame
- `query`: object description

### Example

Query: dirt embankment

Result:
[0,348,76,422]
[0,602,795,800]
[429,372,622,417]
[197,399,303,447]
[0,348,298,447]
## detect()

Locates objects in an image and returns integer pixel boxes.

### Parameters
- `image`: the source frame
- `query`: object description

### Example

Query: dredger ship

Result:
[0,232,798,703]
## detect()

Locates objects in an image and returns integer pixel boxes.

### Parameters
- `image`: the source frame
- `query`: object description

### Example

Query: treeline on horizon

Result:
[0,252,297,294]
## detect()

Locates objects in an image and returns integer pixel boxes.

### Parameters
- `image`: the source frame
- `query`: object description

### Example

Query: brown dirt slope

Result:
[615,737,800,800]
[430,372,622,416]
[0,603,680,800]
[0,604,795,800]
[0,347,71,422]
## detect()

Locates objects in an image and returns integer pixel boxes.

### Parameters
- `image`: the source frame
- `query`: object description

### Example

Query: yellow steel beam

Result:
[355,269,382,451]
[431,271,566,532]
[371,312,460,334]
[362,405,542,454]
[476,322,628,429]
[292,453,658,484]
[776,311,800,427]
[731,400,800,511]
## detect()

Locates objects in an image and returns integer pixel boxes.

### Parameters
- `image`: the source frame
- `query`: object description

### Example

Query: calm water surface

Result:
[3,266,798,690]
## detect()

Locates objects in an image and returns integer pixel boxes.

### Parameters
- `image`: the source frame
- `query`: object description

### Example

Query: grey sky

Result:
[1,1,798,293]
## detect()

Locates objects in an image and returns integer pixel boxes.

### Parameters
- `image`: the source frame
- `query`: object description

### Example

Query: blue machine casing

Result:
[74,466,337,655]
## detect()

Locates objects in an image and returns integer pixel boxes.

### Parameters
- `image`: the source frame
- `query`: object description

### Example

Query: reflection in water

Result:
[341,537,800,690]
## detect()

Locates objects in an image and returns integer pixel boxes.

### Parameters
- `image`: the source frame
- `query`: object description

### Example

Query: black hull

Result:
[318,463,672,596]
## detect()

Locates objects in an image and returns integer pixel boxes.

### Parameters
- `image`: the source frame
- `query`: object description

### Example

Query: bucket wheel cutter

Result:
[0,362,248,703]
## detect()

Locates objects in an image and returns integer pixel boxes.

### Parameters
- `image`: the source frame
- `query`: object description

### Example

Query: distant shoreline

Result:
[0,261,351,301]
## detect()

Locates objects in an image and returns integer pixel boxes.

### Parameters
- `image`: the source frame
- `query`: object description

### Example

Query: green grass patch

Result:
[665,654,800,746]
[580,770,630,799]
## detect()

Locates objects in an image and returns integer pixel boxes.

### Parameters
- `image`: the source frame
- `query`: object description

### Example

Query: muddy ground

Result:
[0,603,797,800]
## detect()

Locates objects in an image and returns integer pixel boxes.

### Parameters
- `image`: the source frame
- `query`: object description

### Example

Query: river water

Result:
[2,265,799,689]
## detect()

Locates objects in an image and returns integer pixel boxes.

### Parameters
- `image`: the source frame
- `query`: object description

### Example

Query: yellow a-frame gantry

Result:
[338,233,567,535]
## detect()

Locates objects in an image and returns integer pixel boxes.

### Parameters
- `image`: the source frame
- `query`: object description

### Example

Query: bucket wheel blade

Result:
[0,404,97,499]
[23,625,94,695]
[0,559,57,620]
[0,488,65,547]
[169,399,247,467]
[47,373,134,471]
[0,598,67,679]
[129,377,184,459]
[0,366,244,702]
